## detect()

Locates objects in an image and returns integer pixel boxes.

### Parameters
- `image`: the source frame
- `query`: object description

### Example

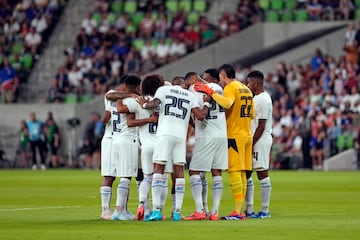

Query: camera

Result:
[67,118,81,128]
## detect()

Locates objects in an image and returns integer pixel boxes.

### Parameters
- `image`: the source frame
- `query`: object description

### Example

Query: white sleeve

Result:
[123,97,138,113]
[189,91,201,109]
[256,97,268,120]
[154,86,165,102]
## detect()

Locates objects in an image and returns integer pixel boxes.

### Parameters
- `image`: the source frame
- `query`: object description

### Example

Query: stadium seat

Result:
[111,0,122,15]
[294,10,308,21]
[282,11,293,22]
[91,12,102,26]
[179,0,192,12]
[285,0,297,9]
[193,0,206,12]
[132,12,144,27]
[271,0,284,10]
[266,11,280,22]
[151,38,159,47]
[355,9,360,20]
[20,54,33,70]
[355,0,360,7]
[166,0,178,13]
[259,0,270,10]
[79,94,91,103]
[187,12,200,25]
[64,94,78,104]
[151,11,159,21]
[132,38,145,51]
[124,0,137,14]
[0,55,2,65]
[11,42,24,55]
[107,13,117,25]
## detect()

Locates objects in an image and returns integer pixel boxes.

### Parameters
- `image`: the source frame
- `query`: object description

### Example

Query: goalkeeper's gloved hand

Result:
[193,83,215,96]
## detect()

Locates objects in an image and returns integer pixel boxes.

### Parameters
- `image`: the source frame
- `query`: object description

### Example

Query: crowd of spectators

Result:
[47,0,264,103]
[0,0,67,103]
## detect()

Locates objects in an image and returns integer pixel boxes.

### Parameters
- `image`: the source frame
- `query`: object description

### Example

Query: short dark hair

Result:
[184,72,198,80]
[247,70,264,81]
[219,64,235,79]
[119,74,129,84]
[125,74,141,86]
[204,68,220,82]
[142,75,163,96]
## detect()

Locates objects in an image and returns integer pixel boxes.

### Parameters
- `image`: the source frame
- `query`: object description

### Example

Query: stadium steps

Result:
[323,149,359,171]
[21,0,93,103]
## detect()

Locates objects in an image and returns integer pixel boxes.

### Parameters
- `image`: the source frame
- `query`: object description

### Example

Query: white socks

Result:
[100,186,112,213]
[115,178,130,211]
[246,177,254,213]
[211,176,223,214]
[175,178,185,212]
[152,173,163,210]
[200,172,209,213]
[190,175,204,212]
[139,174,152,204]
[260,177,271,213]
[160,173,168,210]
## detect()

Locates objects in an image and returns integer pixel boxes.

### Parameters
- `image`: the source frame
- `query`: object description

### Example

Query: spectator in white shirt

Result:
[81,13,97,35]
[154,38,169,66]
[31,12,48,33]
[168,38,186,62]
[76,52,93,74]
[25,27,42,56]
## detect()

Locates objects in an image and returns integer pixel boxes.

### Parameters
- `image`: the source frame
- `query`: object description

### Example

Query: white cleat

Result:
[100,211,113,220]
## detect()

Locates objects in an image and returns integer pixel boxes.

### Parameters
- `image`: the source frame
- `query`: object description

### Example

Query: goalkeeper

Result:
[194,64,254,220]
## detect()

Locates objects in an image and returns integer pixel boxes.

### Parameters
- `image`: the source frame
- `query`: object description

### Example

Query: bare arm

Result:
[106,91,138,101]
[253,119,266,146]
[101,111,111,124]
[126,113,158,127]
[117,99,129,113]
[137,96,161,109]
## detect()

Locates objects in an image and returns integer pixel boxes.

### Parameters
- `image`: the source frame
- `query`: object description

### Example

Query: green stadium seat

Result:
[282,11,293,22]
[271,0,284,10]
[20,54,33,70]
[259,0,270,10]
[266,11,280,22]
[151,39,159,47]
[0,55,2,65]
[151,11,159,21]
[64,94,78,104]
[355,0,360,7]
[285,0,297,9]
[91,12,102,26]
[11,42,24,54]
[187,12,200,25]
[166,0,178,13]
[193,0,206,12]
[165,38,172,45]
[107,13,117,25]
[111,1,122,15]
[295,10,308,21]
[80,94,92,103]
[124,0,137,14]
[132,12,144,27]
[355,9,360,20]
[132,38,145,51]
[179,0,192,12]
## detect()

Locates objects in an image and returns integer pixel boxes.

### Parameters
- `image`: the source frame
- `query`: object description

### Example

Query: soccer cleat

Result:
[255,211,271,219]
[144,210,163,221]
[125,211,135,220]
[172,212,181,221]
[100,211,113,220]
[221,210,246,220]
[112,211,129,221]
[209,212,219,221]
[136,205,145,220]
[245,211,257,218]
[184,211,206,220]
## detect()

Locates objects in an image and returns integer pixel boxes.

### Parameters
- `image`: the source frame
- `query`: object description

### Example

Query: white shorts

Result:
[153,136,186,166]
[252,135,273,171]
[101,137,115,176]
[190,138,228,172]
[112,136,139,177]
[141,145,174,174]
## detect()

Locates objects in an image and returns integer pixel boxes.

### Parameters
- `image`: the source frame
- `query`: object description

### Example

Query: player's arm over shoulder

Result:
[212,84,235,109]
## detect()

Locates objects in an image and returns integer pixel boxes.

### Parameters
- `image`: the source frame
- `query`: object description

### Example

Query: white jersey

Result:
[111,97,137,137]
[251,91,273,138]
[155,85,200,140]
[126,95,157,147]
[189,83,227,139]
[103,90,116,138]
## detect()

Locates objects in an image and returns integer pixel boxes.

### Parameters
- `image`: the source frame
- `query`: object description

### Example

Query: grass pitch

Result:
[0,170,359,240]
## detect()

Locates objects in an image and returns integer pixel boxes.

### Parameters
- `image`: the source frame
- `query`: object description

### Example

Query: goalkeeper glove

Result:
[193,83,215,96]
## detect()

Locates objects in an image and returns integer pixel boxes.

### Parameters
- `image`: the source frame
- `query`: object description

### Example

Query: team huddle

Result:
[98,63,273,221]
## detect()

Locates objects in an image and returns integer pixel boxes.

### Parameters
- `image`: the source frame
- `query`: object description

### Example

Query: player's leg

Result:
[256,170,271,218]
[100,176,115,220]
[209,168,223,220]
[113,177,131,220]
[145,162,165,221]
[245,170,256,217]
[184,170,206,220]
[200,171,209,215]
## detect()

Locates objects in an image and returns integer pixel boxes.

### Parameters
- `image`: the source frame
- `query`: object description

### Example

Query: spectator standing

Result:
[27,112,46,170]
[19,120,30,168]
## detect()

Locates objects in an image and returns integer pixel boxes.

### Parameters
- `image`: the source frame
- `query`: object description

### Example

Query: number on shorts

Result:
[148,122,157,134]
[112,111,121,132]
[164,95,190,119]
[253,151,258,161]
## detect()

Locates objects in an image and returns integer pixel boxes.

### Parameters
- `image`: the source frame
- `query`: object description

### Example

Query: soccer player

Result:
[184,72,228,221]
[99,75,128,220]
[110,75,142,221]
[194,64,254,220]
[137,77,209,221]
[116,74,165,220]
[245,70,273,219]
[202,68,220,84]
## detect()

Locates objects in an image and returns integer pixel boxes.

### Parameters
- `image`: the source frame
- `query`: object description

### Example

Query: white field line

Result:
[0,206,83,211]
